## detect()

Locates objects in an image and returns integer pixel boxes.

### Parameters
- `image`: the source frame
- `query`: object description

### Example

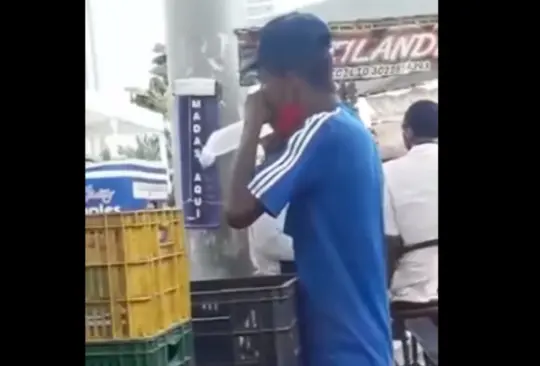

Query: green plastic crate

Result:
[86,323,193,366]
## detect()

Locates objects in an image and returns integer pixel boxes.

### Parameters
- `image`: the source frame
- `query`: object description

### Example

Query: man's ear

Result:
[403,126,413,139]
[402,126,413,149]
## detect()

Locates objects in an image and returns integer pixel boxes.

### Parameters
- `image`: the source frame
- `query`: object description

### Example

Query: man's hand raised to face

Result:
[260,132,285,155]
[226,88,272,229]
[243,88,272,136]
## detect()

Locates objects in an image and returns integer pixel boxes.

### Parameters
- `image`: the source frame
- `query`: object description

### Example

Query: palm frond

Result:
[122,44,172,163]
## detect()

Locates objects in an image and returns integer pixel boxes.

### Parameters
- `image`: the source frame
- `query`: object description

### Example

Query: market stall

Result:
[359,79,438,160]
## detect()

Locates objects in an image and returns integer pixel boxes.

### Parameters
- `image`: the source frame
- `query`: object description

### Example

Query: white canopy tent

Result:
[356,79,438,126]
[85,91,166,160]
[86,91,164,136]
[356,79,438,160]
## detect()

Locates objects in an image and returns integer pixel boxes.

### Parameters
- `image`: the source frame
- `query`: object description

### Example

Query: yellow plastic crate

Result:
[85,209,191,341]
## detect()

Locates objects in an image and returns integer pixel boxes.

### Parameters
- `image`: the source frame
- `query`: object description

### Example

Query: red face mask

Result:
[274,104,305,138]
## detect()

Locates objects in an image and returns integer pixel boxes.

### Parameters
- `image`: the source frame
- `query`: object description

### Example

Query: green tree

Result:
[117,135,161,161]
[99,147,112,161]
[126,43,173,203]
[126,43,172,164]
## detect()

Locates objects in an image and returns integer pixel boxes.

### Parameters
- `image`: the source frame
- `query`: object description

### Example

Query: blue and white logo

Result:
[85,159,169,214]
[85,185,121,214]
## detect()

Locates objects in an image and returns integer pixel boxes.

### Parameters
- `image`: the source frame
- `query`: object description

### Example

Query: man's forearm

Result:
[225,122,262,227]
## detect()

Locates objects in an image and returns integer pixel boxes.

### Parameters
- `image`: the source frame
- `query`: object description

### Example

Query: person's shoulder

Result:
[333,106,362,124]
[304,107,374,159]
[382,154,409,183]
[291,108,343,150]
[297,108,340,137]
[383,156,402,171]
[320,107,367,137]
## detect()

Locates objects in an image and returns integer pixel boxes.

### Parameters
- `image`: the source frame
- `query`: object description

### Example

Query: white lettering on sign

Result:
[85,185,115,204]
[191,98,203,220]
[332,27,438,66]
[85,205,121,215]
[332,60,432,80]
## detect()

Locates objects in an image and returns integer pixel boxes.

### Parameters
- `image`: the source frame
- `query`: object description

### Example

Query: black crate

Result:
[190,275,300,366]
[279,261,297,275]
[391,301,438,366]
[392,319,437,366]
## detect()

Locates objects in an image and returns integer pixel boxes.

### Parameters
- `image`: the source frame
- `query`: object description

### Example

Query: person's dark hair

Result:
[403,100,438,139]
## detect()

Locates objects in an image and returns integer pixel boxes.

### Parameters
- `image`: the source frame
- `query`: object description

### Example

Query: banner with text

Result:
[177,95,222,229]
[235,14,438,86]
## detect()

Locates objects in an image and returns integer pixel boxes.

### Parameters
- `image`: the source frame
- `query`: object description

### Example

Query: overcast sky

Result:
[86,0,323,93]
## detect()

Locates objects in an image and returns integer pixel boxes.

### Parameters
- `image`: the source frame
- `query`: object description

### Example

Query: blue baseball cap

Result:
[248,12,332,77]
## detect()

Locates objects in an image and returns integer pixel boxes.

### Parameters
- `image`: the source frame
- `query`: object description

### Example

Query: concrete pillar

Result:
[164,0,253,280]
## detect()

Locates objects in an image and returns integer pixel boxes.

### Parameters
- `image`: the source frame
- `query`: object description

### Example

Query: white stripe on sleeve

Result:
[248,112,327,192]
[249,108,339,199]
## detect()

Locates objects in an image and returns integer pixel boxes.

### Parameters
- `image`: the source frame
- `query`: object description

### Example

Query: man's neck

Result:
[304,93,339,117]
[410,138,437,148]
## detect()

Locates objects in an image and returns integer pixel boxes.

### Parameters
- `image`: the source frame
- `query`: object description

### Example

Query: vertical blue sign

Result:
[177,93,222,228]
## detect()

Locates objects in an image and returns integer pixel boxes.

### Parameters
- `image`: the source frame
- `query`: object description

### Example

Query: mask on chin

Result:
[274,104,305,138]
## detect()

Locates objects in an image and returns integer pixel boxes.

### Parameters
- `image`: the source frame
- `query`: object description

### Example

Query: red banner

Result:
[235,15,438,86]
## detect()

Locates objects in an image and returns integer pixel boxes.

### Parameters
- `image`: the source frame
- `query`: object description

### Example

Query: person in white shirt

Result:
[383,100,438,364]
[248,137,294,275]
[249,207,294,275]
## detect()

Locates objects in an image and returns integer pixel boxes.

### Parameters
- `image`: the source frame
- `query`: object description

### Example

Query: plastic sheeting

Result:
[85,91,167,160]
[358,79,438,160]
[85,91,164,137]
[363,79,437,124]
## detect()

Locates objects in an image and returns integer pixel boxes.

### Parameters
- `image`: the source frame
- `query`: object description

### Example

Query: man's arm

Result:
[225,119,266,228]
[383,174,403,285]
[226,105,333,229]
[225,91,270,229]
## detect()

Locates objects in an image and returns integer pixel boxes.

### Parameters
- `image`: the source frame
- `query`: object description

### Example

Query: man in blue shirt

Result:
[226,12,392,366]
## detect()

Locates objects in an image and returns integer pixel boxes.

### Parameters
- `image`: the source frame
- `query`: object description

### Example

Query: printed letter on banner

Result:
[177,94,222,228]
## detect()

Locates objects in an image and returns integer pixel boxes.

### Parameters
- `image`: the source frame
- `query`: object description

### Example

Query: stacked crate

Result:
[85,209,193,366]
[191,275,300,366]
